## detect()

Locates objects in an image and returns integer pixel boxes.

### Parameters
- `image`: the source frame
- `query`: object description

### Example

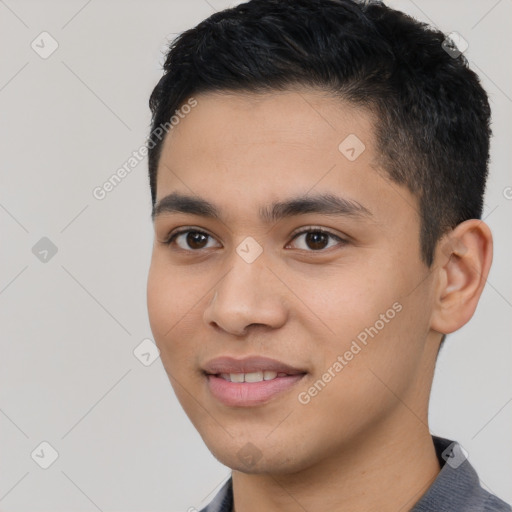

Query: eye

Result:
[164,229,221,251]
[162,226,346,253]
[287,227,346,252]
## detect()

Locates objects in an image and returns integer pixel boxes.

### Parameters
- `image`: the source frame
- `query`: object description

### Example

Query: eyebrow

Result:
[151,191,372,223]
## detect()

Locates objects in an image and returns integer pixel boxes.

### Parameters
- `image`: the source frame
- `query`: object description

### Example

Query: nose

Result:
[202,251,288,336]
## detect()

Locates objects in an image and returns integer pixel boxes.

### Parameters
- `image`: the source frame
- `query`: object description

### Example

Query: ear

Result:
[430,219,493,335]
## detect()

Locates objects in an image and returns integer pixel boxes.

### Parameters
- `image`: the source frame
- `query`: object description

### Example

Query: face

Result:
[147,88,439,474]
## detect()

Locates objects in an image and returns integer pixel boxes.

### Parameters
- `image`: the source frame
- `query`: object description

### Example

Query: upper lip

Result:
[202,356,307,375]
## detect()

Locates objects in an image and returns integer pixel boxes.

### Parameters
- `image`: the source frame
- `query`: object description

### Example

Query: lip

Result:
[202,355,307,375]
[202,356,308,407]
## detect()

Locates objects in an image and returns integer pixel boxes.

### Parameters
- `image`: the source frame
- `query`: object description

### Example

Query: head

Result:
[146,0,492,474]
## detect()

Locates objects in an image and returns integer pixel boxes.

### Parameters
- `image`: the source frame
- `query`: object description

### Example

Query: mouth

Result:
[214,370,298,382]
[202,356,307,407]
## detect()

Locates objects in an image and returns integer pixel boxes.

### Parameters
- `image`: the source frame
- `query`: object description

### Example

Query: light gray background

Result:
[1,0,510,510]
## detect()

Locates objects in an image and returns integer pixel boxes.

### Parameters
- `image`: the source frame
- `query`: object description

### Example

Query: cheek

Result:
[147,253,200,335]
[147,262,206,420]
[292,262,397,346]
[147,262,173,341]
[147,258,195,367]
[299,257,429,385]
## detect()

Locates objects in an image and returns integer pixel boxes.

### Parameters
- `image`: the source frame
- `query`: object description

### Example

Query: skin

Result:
[147,88,493,512]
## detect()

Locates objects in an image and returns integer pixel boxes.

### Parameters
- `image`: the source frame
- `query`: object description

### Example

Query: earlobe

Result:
[430,219,493,335]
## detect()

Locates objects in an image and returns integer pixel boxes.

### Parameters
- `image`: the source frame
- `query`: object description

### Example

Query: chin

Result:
[203,435,309,475]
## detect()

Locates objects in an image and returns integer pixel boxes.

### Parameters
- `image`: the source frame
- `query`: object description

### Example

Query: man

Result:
[145,0,511,510]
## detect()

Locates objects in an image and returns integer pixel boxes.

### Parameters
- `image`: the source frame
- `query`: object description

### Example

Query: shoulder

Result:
[411,436,511,512]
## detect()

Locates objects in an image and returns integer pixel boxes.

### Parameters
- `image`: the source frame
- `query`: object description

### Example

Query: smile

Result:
[202,355,308,406]
[217,371,291,382]
[206,372,306,407]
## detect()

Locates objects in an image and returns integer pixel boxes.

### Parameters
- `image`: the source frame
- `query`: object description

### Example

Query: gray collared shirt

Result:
[199,436,511,512]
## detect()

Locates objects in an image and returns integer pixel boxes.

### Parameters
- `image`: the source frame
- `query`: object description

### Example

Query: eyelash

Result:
[162,226,347,252]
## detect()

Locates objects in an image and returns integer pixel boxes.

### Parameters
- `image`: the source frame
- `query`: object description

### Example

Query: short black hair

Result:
[148,0,491,266]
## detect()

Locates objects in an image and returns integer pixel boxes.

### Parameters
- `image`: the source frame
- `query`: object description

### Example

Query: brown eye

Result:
[185,231,209,249]
[289,228,345,252]
[166,229,221,251]
[304,232,330,250]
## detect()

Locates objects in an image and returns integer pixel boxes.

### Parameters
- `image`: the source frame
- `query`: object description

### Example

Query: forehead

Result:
[164,88,377,154]
[154,88,417,227]
[158,89,376,181]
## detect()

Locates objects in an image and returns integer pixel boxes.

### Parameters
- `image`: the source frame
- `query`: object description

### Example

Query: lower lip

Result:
[206,373,306,407]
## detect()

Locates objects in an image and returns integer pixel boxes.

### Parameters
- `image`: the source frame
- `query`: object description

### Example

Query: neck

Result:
[232,414,441,512]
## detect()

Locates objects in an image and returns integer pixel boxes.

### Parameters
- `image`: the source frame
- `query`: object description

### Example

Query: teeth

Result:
[244,371,263,383]
[218,371,281,382]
